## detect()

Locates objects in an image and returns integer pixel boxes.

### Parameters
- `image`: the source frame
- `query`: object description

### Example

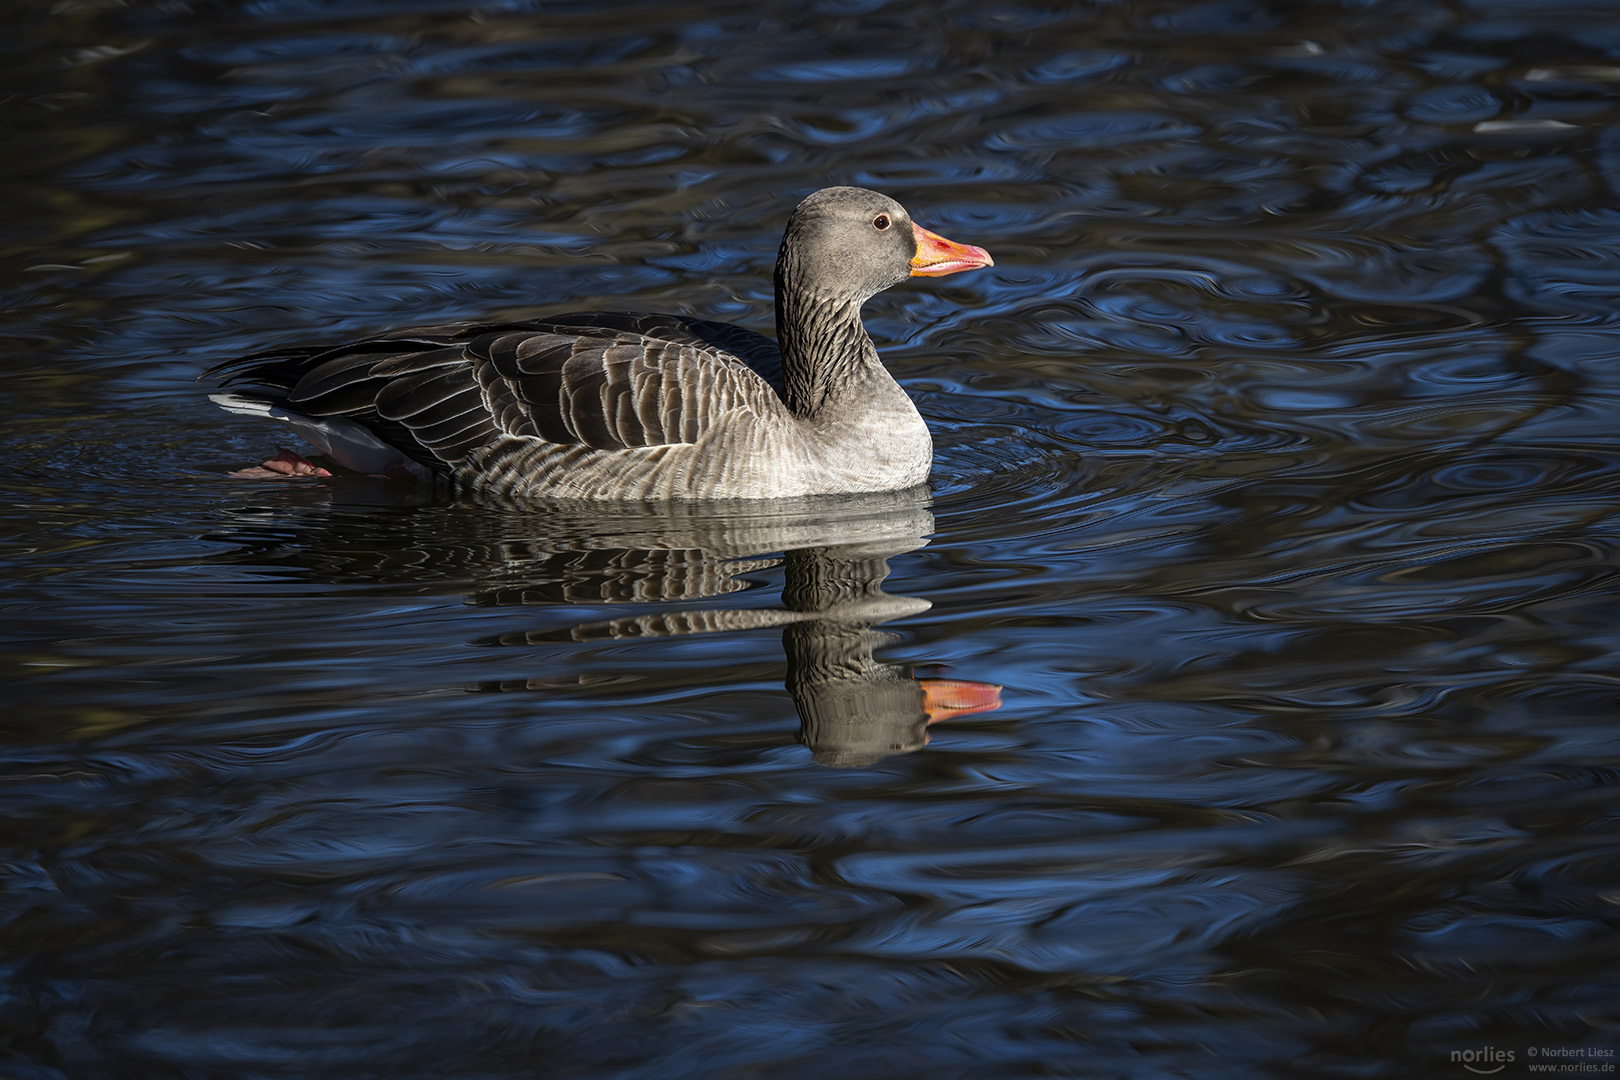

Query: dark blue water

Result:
[3,2,1619,1077]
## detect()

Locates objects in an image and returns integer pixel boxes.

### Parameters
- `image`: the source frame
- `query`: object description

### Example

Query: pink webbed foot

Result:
[228,448,333,480]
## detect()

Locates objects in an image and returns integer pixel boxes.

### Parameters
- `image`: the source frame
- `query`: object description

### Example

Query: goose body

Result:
[210,187,992,500]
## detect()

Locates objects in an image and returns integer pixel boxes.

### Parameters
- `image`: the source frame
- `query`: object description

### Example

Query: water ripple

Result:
[4,1,1620,1077]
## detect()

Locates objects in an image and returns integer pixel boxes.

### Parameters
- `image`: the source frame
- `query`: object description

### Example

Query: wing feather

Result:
[376,367,477,422]
[632,356,667,444]
[212,313,786,476]
[561,348,616,448]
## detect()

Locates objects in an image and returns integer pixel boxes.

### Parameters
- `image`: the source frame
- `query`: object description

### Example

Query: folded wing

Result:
[209,313,787,475]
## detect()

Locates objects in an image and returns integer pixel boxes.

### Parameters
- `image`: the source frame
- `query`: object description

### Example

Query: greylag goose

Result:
[209,186,993,500]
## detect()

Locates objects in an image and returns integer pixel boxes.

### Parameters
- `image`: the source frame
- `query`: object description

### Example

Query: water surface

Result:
[3,1,1618,1077]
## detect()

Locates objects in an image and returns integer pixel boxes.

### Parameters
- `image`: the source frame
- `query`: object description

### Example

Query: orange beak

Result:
[919,678,1003,723]
[909,223,994,277]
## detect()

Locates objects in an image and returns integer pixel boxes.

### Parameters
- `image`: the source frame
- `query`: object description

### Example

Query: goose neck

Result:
[774,275,876,419]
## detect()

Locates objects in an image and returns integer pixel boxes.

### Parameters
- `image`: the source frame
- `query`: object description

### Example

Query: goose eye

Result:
[873,214,891,230]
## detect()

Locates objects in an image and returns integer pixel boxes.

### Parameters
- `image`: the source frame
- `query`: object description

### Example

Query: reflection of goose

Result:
[779,544,1000,767]
[485,498,999,768]
[208,490,998,766]
[210,187,991,499]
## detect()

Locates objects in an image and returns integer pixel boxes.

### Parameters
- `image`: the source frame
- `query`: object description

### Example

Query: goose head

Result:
[775,186,994,306]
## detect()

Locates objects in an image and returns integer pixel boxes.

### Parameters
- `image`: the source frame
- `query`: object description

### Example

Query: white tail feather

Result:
[210,393,432,480]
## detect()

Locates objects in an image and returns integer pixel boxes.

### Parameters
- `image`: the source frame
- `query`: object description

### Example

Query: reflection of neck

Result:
[782,546,890,613]
[782,545,926,768]
[774,257,876,420]
[784,621,885,688]
[781,545,905,700]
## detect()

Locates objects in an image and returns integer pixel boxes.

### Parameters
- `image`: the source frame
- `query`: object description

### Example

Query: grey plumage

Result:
[209,187,991,500]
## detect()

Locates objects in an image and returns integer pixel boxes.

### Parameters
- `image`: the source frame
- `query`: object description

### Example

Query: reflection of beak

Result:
[909,224,994,277]
[920,678,1003,723]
